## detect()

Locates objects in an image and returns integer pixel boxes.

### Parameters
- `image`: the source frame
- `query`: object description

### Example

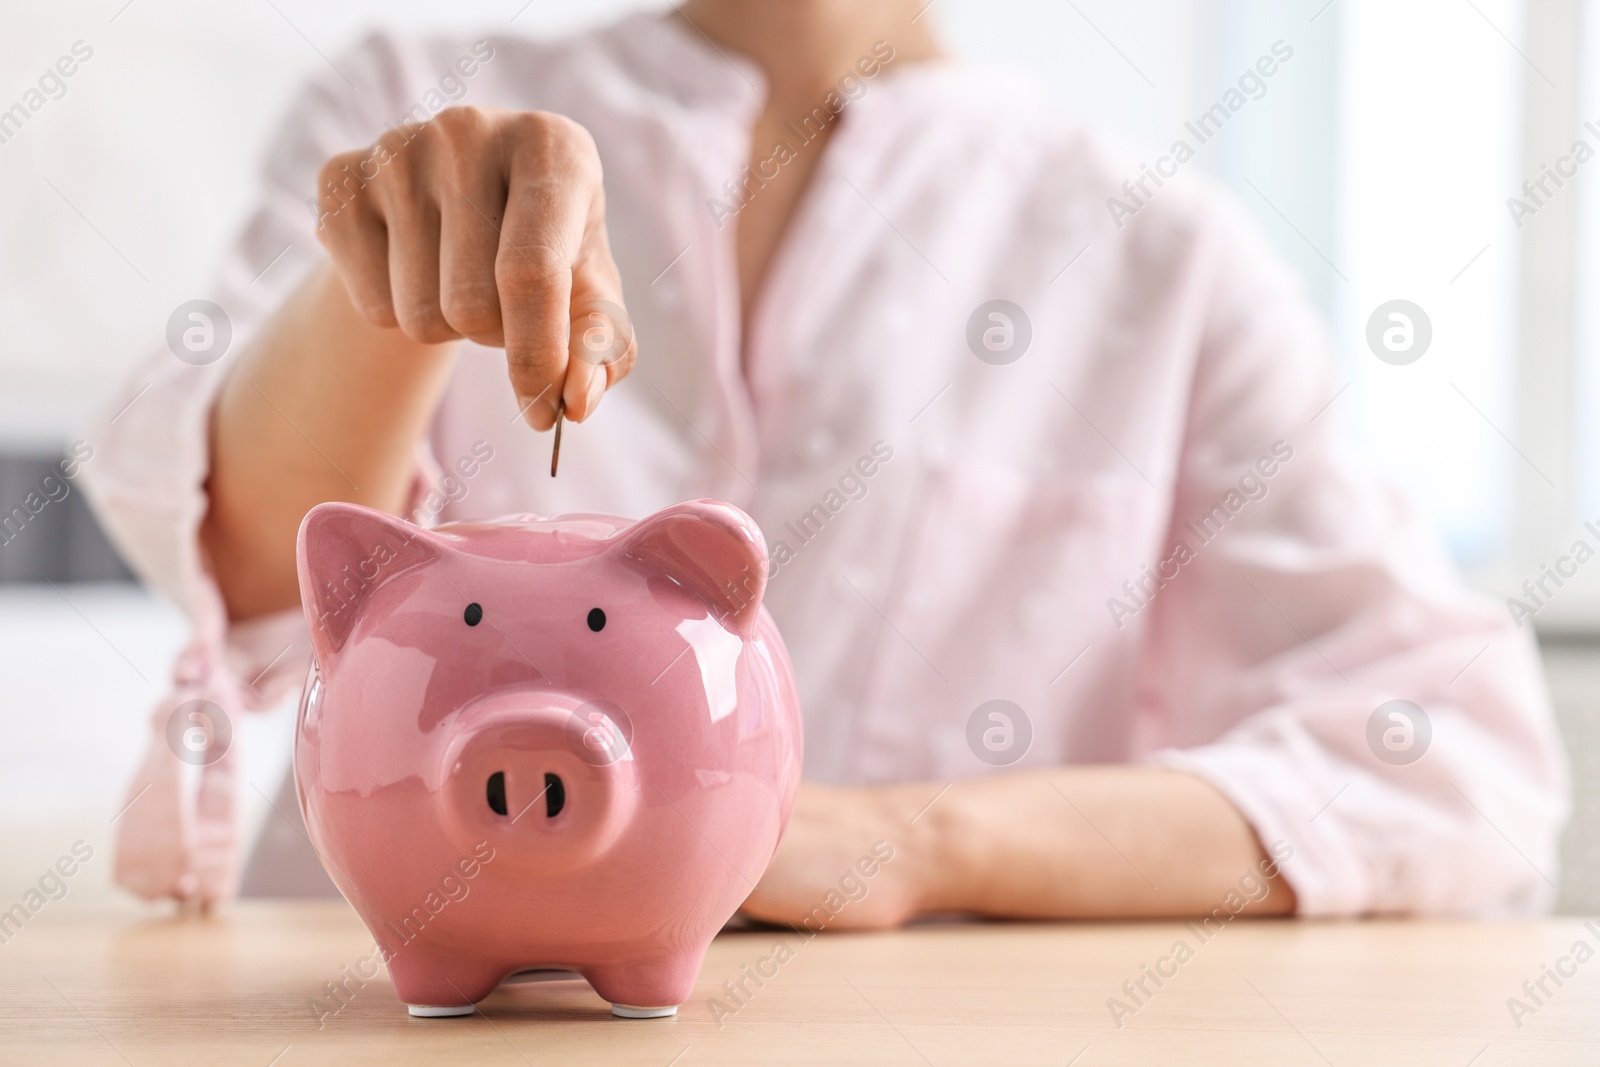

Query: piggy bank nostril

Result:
[486,771,508,816]
[544,772,566,818]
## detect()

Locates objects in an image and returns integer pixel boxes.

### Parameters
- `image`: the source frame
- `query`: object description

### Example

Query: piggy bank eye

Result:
[587,607,606,632]
[464,602,483,627]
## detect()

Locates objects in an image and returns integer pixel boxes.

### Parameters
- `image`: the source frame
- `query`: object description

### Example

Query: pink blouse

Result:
[81,13,1567,915]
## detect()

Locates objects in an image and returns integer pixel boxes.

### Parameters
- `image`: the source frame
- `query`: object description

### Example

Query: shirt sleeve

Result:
[79,33,440,705]
[76,36,453,903]
[1144,190,1569,917]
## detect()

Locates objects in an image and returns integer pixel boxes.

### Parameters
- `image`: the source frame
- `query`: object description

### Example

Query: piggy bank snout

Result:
[438,696,637,875]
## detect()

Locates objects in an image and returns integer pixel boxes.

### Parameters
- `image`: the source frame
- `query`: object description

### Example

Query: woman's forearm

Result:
[912,767,1295,919]
[202,263,458,620]
[742,768,1295,927]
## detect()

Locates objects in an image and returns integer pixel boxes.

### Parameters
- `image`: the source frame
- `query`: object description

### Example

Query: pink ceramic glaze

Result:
[293,499,802,1018]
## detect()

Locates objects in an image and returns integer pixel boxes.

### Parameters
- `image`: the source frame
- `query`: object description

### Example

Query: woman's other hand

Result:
[740,782,940,931]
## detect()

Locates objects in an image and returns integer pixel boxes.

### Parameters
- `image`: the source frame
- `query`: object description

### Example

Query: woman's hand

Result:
[206,107,636,620]
[316,107,635,428]
[740,782,944,930]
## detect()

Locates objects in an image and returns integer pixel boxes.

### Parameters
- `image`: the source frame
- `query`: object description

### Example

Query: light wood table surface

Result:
[3,902,1598,1065]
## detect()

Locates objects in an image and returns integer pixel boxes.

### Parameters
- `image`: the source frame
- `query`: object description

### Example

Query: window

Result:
[1334,0,1525,568]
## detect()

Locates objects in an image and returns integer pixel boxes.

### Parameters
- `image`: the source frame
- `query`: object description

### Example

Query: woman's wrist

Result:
[205,261,461,620]
[879,781,969,918]
[881,773,1094,921]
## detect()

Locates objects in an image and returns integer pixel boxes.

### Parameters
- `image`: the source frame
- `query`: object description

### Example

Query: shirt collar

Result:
[605,11,767,121]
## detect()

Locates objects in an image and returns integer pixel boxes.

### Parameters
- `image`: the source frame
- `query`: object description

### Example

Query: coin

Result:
[550,398,564,477]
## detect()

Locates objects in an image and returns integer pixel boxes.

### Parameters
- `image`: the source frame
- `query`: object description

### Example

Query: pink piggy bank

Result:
[293,499,802,1018]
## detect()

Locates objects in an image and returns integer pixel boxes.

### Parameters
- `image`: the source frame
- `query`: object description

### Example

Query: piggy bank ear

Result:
[296,502,440,667]
[615,499,768,636]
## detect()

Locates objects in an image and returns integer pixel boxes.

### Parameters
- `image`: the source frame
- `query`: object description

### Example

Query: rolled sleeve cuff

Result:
[1151,742,1374,917]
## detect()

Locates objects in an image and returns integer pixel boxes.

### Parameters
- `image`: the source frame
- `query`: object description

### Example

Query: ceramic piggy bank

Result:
[293,499,802,1018]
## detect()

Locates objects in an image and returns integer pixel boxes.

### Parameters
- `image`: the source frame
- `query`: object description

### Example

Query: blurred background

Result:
[3,0,1598,908]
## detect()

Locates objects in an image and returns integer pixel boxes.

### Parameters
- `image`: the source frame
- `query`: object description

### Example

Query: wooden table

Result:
[3,902,1598,1065]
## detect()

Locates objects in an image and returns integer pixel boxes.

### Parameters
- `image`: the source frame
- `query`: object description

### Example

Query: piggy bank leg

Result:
[408,1004,475,1018]
[386,953,501,1018]
[586,949,703,1019]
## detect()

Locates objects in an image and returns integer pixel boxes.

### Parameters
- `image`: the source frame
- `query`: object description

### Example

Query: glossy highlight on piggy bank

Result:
[293,499,802,1018]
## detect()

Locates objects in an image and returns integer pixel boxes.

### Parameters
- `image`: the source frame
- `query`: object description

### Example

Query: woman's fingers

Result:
[432,109,508,347]
[315,150,397,328]
[496,224,576,431]
[563,217,635,422]
[385,193,454,345]
[497,112,619,430]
